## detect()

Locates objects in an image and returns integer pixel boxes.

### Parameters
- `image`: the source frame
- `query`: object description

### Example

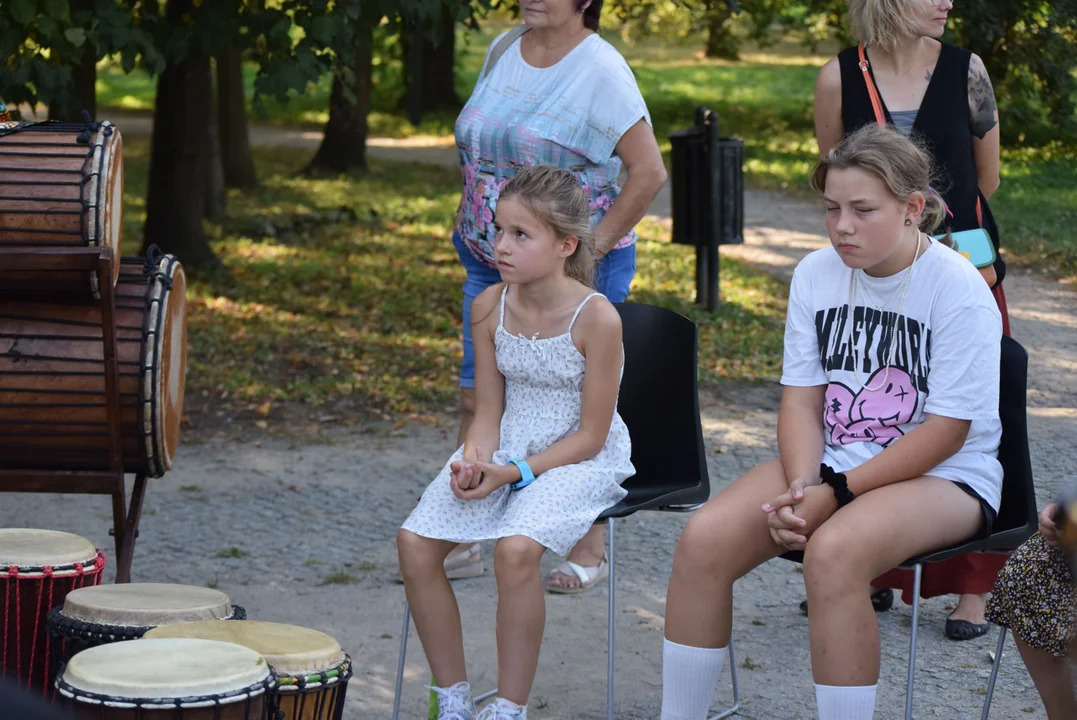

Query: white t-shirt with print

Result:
[453,32,651,264]
[780,240,1004,511]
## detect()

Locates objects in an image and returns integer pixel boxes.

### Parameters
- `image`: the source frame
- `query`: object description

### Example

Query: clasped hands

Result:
[761,476,839,552]
[450,445,521,501]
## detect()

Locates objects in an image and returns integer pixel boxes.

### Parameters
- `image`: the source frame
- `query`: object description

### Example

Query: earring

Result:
[904,219,912,226]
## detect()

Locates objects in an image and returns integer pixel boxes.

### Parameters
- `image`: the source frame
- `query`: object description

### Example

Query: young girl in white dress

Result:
[659,124,1003,720]
[398,165,634,720]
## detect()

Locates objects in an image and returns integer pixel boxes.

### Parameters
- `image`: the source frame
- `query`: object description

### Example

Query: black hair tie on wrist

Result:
[820,464,856,508]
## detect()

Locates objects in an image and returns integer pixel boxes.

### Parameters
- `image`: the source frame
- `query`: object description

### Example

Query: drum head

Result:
[0,529,97,568]
[102,127,124,287]
[61,638,270,700]
[61,583,233,627]
[144,620,345,676]
[150,256,187,476]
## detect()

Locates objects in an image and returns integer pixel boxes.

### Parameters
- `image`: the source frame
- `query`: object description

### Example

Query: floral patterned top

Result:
[454,32,652,267]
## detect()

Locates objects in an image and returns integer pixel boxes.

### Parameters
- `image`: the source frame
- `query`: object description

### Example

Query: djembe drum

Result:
[145,620,352,720]
[0,121,124,297]
[56,638,277,720]
[0,251,187,477]
[47,583,246,670]
[0,529,105,693]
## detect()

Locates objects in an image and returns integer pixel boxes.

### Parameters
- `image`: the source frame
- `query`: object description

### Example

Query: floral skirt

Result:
[985,532,1077,658]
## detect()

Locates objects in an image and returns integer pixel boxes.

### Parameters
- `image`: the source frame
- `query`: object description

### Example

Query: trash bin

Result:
[669,106,745,310]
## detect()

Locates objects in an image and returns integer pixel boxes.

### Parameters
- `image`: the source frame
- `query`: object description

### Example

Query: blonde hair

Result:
[500,165,595,287]
[811,124,950,240]
[847,0,922,50]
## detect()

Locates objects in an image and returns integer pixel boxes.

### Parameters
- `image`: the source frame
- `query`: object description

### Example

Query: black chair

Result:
[770,336,1036,720]
[391,303,736,720]
[598,302,738,720]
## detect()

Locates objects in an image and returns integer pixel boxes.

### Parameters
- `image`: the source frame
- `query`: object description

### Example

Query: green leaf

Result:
[42,0,70,19]
[64,27,87,47]
[9,0,37,25]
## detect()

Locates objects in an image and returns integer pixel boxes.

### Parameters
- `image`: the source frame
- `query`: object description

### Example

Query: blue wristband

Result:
[508,458,536,491]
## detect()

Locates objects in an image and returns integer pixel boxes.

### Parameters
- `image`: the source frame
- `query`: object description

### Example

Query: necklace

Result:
[848,231,924,392]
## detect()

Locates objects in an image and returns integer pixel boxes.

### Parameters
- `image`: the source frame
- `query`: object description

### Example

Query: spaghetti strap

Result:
[498,284,509,327]
[567,292,602,334]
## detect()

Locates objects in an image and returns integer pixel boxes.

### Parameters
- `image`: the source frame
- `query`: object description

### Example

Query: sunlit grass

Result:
[119,137,785,414]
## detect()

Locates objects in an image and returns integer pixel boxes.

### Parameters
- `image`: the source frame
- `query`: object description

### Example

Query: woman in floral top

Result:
[446,0,666,593]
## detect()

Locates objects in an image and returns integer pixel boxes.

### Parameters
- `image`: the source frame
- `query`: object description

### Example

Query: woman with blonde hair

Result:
[812,0,1008,641]
[659,124,1003,720]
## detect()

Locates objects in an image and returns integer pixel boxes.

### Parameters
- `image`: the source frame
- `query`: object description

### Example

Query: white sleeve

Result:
[923,305,1001,420]
[780,266,828,387]
[579,51,652,164]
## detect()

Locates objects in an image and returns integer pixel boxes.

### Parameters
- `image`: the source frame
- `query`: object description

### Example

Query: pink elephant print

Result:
[824,368,919,447]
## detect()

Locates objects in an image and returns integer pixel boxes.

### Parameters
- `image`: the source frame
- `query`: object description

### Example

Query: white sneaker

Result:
[477,698,527,719]
[427,681,476,720]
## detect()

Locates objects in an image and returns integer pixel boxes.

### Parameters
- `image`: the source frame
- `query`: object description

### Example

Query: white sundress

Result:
[402,287,634,556]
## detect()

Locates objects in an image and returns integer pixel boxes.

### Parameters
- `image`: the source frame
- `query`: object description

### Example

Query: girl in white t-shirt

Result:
[659,124,1003,720]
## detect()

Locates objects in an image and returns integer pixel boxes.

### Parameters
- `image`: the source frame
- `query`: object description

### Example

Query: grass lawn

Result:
[120,138,786,419]
[97,23,1077,277]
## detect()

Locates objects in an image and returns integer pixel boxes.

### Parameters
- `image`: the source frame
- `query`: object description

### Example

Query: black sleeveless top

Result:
[837,43,1005,284]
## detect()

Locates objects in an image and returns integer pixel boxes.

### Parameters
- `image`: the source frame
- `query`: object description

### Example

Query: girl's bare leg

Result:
[493,535,547,704]
[1014,635,1077,720]
[804,477,983,685]
[664,459,789,647]
[397,529,466,686]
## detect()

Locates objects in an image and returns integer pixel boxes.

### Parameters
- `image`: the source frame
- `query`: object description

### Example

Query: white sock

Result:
[660,639,728,720]
[815,684,877,720]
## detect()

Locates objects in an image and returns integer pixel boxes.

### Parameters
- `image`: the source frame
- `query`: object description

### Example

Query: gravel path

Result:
[1,113,1071,718]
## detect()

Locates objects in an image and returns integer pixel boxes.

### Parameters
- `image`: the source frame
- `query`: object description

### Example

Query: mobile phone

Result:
[936,228,997,269]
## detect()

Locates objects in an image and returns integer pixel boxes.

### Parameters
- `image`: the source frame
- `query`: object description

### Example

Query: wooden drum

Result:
[0,252,187,477]
[47,583,246,668]
[145,621,352,720]
[0,121,124,297]
[56,638,276,720]
[0,529,105,693]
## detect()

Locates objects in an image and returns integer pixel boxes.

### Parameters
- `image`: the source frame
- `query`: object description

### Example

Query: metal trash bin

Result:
[669,106,744,310]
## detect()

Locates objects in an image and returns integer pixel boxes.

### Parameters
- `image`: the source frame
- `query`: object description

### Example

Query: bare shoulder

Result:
[816,56,842,92]
[575,294,622,346]
[966,53,999,139]
[968,52,991,79]
[471,283,505,330]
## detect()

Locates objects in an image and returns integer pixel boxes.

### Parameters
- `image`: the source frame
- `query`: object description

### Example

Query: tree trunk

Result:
[304,27,374,174]
[704,1,739,61]
[142,0,217,266]
[48,41,97,122]
[216,43,258,189]
[205,69,228,221]
[402,9,460,114]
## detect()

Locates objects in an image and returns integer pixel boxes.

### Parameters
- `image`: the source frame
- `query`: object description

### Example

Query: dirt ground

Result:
[2,116,1074,718]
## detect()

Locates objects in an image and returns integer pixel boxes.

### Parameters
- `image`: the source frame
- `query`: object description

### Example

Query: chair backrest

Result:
[995,335,1037,535]
[613,303,710,508]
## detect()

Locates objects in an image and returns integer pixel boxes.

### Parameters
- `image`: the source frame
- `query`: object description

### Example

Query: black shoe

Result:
[945,617,990,641]
[800,588,894,616]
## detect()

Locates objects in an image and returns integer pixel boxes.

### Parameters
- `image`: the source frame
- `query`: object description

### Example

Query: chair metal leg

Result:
[392,600,412,720]
[905,564,923,720]
[607,517,616,720]
[980,627,1007,720]
[709,637,741,720]
[392,595,498,719]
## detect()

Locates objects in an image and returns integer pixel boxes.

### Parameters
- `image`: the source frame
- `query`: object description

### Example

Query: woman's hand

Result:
[1039,503,1062,546]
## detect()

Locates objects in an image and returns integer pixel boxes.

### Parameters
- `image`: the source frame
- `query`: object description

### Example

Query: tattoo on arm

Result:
[968,56,999,139]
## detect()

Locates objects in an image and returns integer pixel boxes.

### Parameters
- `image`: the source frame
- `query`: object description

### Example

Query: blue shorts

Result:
[454,232,637,388]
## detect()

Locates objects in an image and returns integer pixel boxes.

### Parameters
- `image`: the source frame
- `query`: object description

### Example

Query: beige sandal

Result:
[395,542,485,583]
[444,542,485,580]
[545,555,609,595]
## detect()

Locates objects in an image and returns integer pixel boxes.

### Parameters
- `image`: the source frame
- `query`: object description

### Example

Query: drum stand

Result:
[0,247,147,583]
